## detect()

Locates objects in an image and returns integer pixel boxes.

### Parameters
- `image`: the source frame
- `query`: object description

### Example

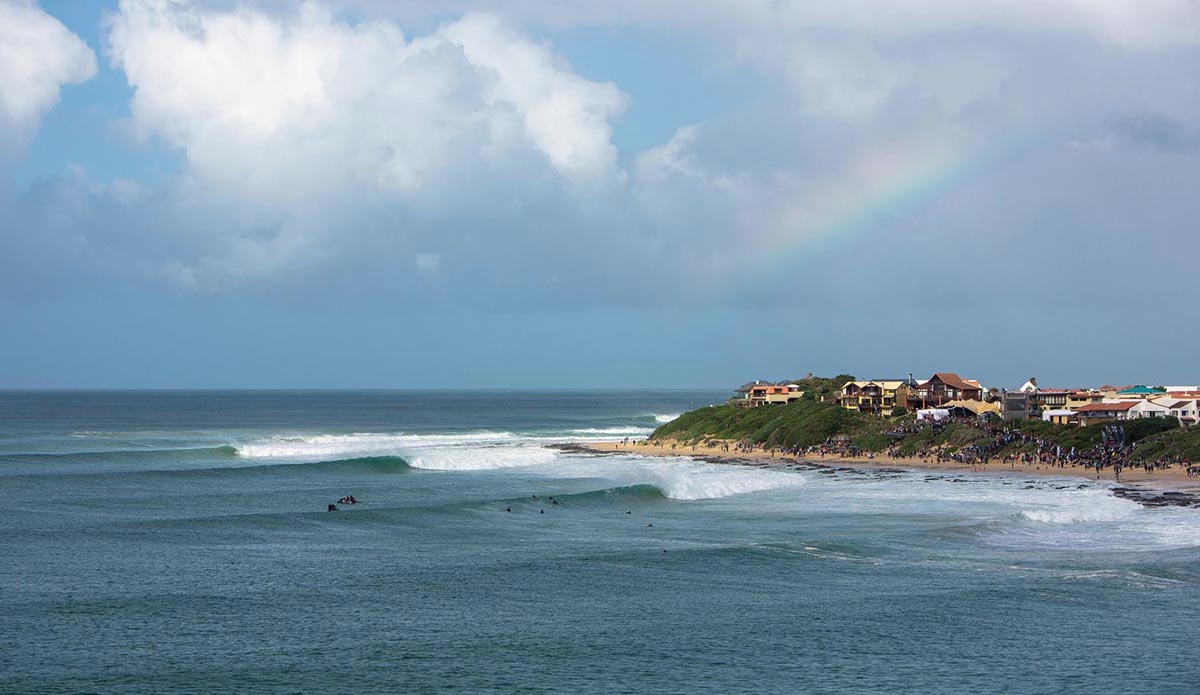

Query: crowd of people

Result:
[625,417,1195,481]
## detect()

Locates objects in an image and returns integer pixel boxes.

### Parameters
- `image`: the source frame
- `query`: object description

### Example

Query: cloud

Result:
[343,1,1200,49]
[0,0,97,151]
[9,0,1196,318]
[106,0,627,283]
[1108,112,1200,155]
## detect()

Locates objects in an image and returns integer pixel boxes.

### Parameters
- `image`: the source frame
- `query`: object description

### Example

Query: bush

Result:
[652,397,884,450]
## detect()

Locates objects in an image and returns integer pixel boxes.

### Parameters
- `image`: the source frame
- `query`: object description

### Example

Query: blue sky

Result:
[1,0,1198,389]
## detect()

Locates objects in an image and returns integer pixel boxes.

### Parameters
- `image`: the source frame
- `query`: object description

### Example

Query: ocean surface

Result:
[2,390,1198,694]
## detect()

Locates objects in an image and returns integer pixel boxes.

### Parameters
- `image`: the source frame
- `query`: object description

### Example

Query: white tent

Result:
[917,408,951,423]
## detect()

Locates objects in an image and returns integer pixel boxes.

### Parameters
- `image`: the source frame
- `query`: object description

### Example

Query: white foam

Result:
[1018,498,1138,525]
[234,432,516,460]
[406,444,558,471]
[568,427,655,436]
[546,455,806,501]
[645,462,804,500]
[806,471,1200,550]
[654,413,681,423]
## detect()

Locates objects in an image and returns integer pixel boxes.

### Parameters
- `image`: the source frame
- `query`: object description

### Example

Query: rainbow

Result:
[748,126,1049,275]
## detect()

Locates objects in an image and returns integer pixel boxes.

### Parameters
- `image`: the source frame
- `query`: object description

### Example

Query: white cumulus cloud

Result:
[106,0,627,281]
[109,1,625,196]
[0,0,96,150]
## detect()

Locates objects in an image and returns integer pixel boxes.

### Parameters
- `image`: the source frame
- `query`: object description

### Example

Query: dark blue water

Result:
[2,391,1198,694]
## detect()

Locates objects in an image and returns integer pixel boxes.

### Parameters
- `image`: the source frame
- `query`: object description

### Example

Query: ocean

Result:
[1,390,1198,694]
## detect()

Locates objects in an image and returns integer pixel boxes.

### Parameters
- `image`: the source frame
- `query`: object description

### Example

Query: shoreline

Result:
[567,440,1200,505]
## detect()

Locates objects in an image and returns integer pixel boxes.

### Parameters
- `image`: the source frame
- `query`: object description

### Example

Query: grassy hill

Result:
[652,399,889,451]
[652,380,1196,462]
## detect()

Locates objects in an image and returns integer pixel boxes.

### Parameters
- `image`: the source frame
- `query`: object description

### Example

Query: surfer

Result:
[328,504,338,512]
[505,506,512,512]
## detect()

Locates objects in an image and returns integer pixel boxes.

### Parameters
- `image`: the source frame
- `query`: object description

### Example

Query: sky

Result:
[1,0,1198,389]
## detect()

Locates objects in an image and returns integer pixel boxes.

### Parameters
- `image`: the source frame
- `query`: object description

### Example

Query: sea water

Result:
[1,391,1198,694]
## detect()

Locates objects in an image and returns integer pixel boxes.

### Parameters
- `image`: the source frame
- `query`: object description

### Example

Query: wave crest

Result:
[233,432,515,460]
[1017,496,1139,524]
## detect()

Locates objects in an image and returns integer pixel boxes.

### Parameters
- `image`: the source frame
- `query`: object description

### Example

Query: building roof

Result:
[924,372,981,391]
[1117,385,1166,394]
[844,379,909,389]
[1076,402,1138,412]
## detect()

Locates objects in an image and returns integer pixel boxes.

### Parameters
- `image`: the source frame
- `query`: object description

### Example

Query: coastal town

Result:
[734,372,1200,428]
[587,372,1200,499]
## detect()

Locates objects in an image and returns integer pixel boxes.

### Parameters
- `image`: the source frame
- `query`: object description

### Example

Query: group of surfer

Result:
[504,496,652,526]
[327,494,358,512]
[505,494,560,513]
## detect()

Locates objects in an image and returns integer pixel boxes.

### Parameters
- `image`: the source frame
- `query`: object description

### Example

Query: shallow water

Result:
[2,391,1197,694]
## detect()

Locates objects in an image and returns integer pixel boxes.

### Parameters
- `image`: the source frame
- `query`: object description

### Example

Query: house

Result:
[909,373,983,409]
[1161,399,1199,427]
[1065,390,1106,409]
[839,379,914,415]
[733,381,804,407]
[1005,378,1070,418]
[1128,400,1173,420]
[1001,390,1033,420]
[1074,401,1138,425]
[1034,390,1069,412]
[1115,385,1167,400]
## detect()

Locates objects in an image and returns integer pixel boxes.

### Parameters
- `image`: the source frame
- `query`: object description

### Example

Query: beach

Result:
[583,439,1200,493]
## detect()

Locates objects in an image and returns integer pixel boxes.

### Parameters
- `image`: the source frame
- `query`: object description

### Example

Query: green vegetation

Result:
[654,398,891,451]
[786,374,856,403]
[1125,424,1200,461]
[654,375,1197,461]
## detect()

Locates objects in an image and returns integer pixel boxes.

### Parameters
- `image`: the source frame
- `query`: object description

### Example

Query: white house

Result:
[1161,399,1199,427]
[1128,400,1173,420]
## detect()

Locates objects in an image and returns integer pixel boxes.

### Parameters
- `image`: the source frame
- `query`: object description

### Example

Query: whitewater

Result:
[2,390,1198,694]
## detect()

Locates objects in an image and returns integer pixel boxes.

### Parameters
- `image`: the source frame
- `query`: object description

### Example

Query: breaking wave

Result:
[545,456,806,501]
[1016,492,1140,524]
[642,464,803,500]
[405,444,557,471]
[654,413,681,423]
[232,431,562,472]
[567,427,655,436]
[1018,506,1138,525]
[233,432,515,460]
[4,445,238,464]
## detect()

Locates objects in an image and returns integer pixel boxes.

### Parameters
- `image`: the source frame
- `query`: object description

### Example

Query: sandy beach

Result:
[583,439,1200,493]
